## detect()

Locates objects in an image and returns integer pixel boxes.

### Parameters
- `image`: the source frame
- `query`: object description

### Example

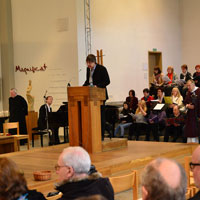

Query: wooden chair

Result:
[26,111,38,140]
[186,187,193,199]
[184,156,200,199]
[184,156,194,187]
[32,128,51,147]
[109,170,138,200]
[3,122,30,151]
[190,186,199,198]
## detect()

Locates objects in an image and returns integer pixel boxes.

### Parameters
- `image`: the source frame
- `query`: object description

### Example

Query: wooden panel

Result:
[89,100,102,153]
[81,98,91,151]
[68,101,82,146]
[67,86,105,102]
[67,86,105,153]
[26,111,38,140]
[102,138,128,152]
[0,141,195,197]
[0,136,15,153]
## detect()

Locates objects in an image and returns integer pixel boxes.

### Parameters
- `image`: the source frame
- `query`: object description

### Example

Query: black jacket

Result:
[83,64,110,100]
[189,191,200,200]
[9,95,28,134]
[56,172,114,200]
[14,190,46,200]
[120,109,133,123]
[193,72,200,87]
[180,72,192,82]
[38,104,52,130]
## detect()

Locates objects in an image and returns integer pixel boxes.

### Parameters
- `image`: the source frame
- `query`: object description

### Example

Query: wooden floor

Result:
[0,140,198,196]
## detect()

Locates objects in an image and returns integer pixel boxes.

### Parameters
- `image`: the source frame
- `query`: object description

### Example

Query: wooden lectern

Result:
[67,86,105,153]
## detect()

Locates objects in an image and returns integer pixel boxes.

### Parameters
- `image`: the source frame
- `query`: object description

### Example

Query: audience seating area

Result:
[110,157,199,199]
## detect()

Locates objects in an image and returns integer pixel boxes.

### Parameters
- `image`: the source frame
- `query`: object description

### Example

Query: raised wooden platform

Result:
[102,138,127,151]
[0,141,198,196]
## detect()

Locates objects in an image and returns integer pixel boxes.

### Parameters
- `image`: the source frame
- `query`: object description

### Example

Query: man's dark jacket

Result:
[9,95,28,134]
[83,64,110,100]
[38,104,52,130]
[56,172,114,200]
[189,191,200,200]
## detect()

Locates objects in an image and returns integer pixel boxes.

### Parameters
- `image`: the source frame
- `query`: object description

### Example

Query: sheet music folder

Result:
[153,103,165,111]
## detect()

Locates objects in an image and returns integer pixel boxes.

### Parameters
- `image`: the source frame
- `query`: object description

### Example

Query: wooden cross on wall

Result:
[96,49,105,65]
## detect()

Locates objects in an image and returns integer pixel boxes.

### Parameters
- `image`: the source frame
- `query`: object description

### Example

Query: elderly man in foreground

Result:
[141,158,187,200]
[55,146,114,200]
[189,146,200,200]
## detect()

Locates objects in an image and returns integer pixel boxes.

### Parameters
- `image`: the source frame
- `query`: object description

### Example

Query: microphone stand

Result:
[67,68,82,87]
[43,91,51,144]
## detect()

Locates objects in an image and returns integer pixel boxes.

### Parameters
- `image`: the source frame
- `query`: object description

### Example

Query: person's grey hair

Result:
[141,158,187,200]
[10,88,17,94]
[187,79,195,85]
[62,146,91,174]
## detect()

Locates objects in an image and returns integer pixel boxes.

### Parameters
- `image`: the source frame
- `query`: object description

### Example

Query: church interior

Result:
[0,0,200,200]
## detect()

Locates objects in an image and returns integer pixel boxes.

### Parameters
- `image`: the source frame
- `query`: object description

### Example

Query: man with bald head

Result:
[189,146,200,199]
[141,158,187,200]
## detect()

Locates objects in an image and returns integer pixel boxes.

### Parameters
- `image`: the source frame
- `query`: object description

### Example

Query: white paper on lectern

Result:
[153,103,165,110]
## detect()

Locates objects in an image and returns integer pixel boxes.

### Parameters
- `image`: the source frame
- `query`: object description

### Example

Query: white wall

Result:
[12,0,79,111]
[181,0,200,74]
[11,0,184,108]
[90,0,182,100]
[76,0,87,85]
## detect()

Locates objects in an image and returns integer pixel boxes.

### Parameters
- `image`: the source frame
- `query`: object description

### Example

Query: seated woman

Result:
[150,67,164,98]
[146,88,166,141]
[167,87,184,117]
[171,87,184,107]
[164,105,185,142]
[125,89,138,113]
[141,88,154,111]
[157,88,165,103]
[114,102,132,138]
[128,100,148,140]
[193,65,200,87]
[0,157,46,200]
[166,66,178,85]
[164,66,178,96]
[146,109,166,142]
[180,64,192,98]
[180,64,192,82]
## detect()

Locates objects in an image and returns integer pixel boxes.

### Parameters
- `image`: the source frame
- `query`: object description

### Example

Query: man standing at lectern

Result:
[83,54,110,140]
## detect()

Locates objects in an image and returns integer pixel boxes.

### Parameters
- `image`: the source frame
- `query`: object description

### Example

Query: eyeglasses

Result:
[55,164,69,171]
[189,162,200,170]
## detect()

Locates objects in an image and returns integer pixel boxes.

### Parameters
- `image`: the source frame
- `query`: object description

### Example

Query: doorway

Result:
[148,51,162,86]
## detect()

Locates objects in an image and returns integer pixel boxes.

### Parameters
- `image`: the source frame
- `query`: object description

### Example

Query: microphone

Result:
[43,90,47,99]
[67,68,82,87]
